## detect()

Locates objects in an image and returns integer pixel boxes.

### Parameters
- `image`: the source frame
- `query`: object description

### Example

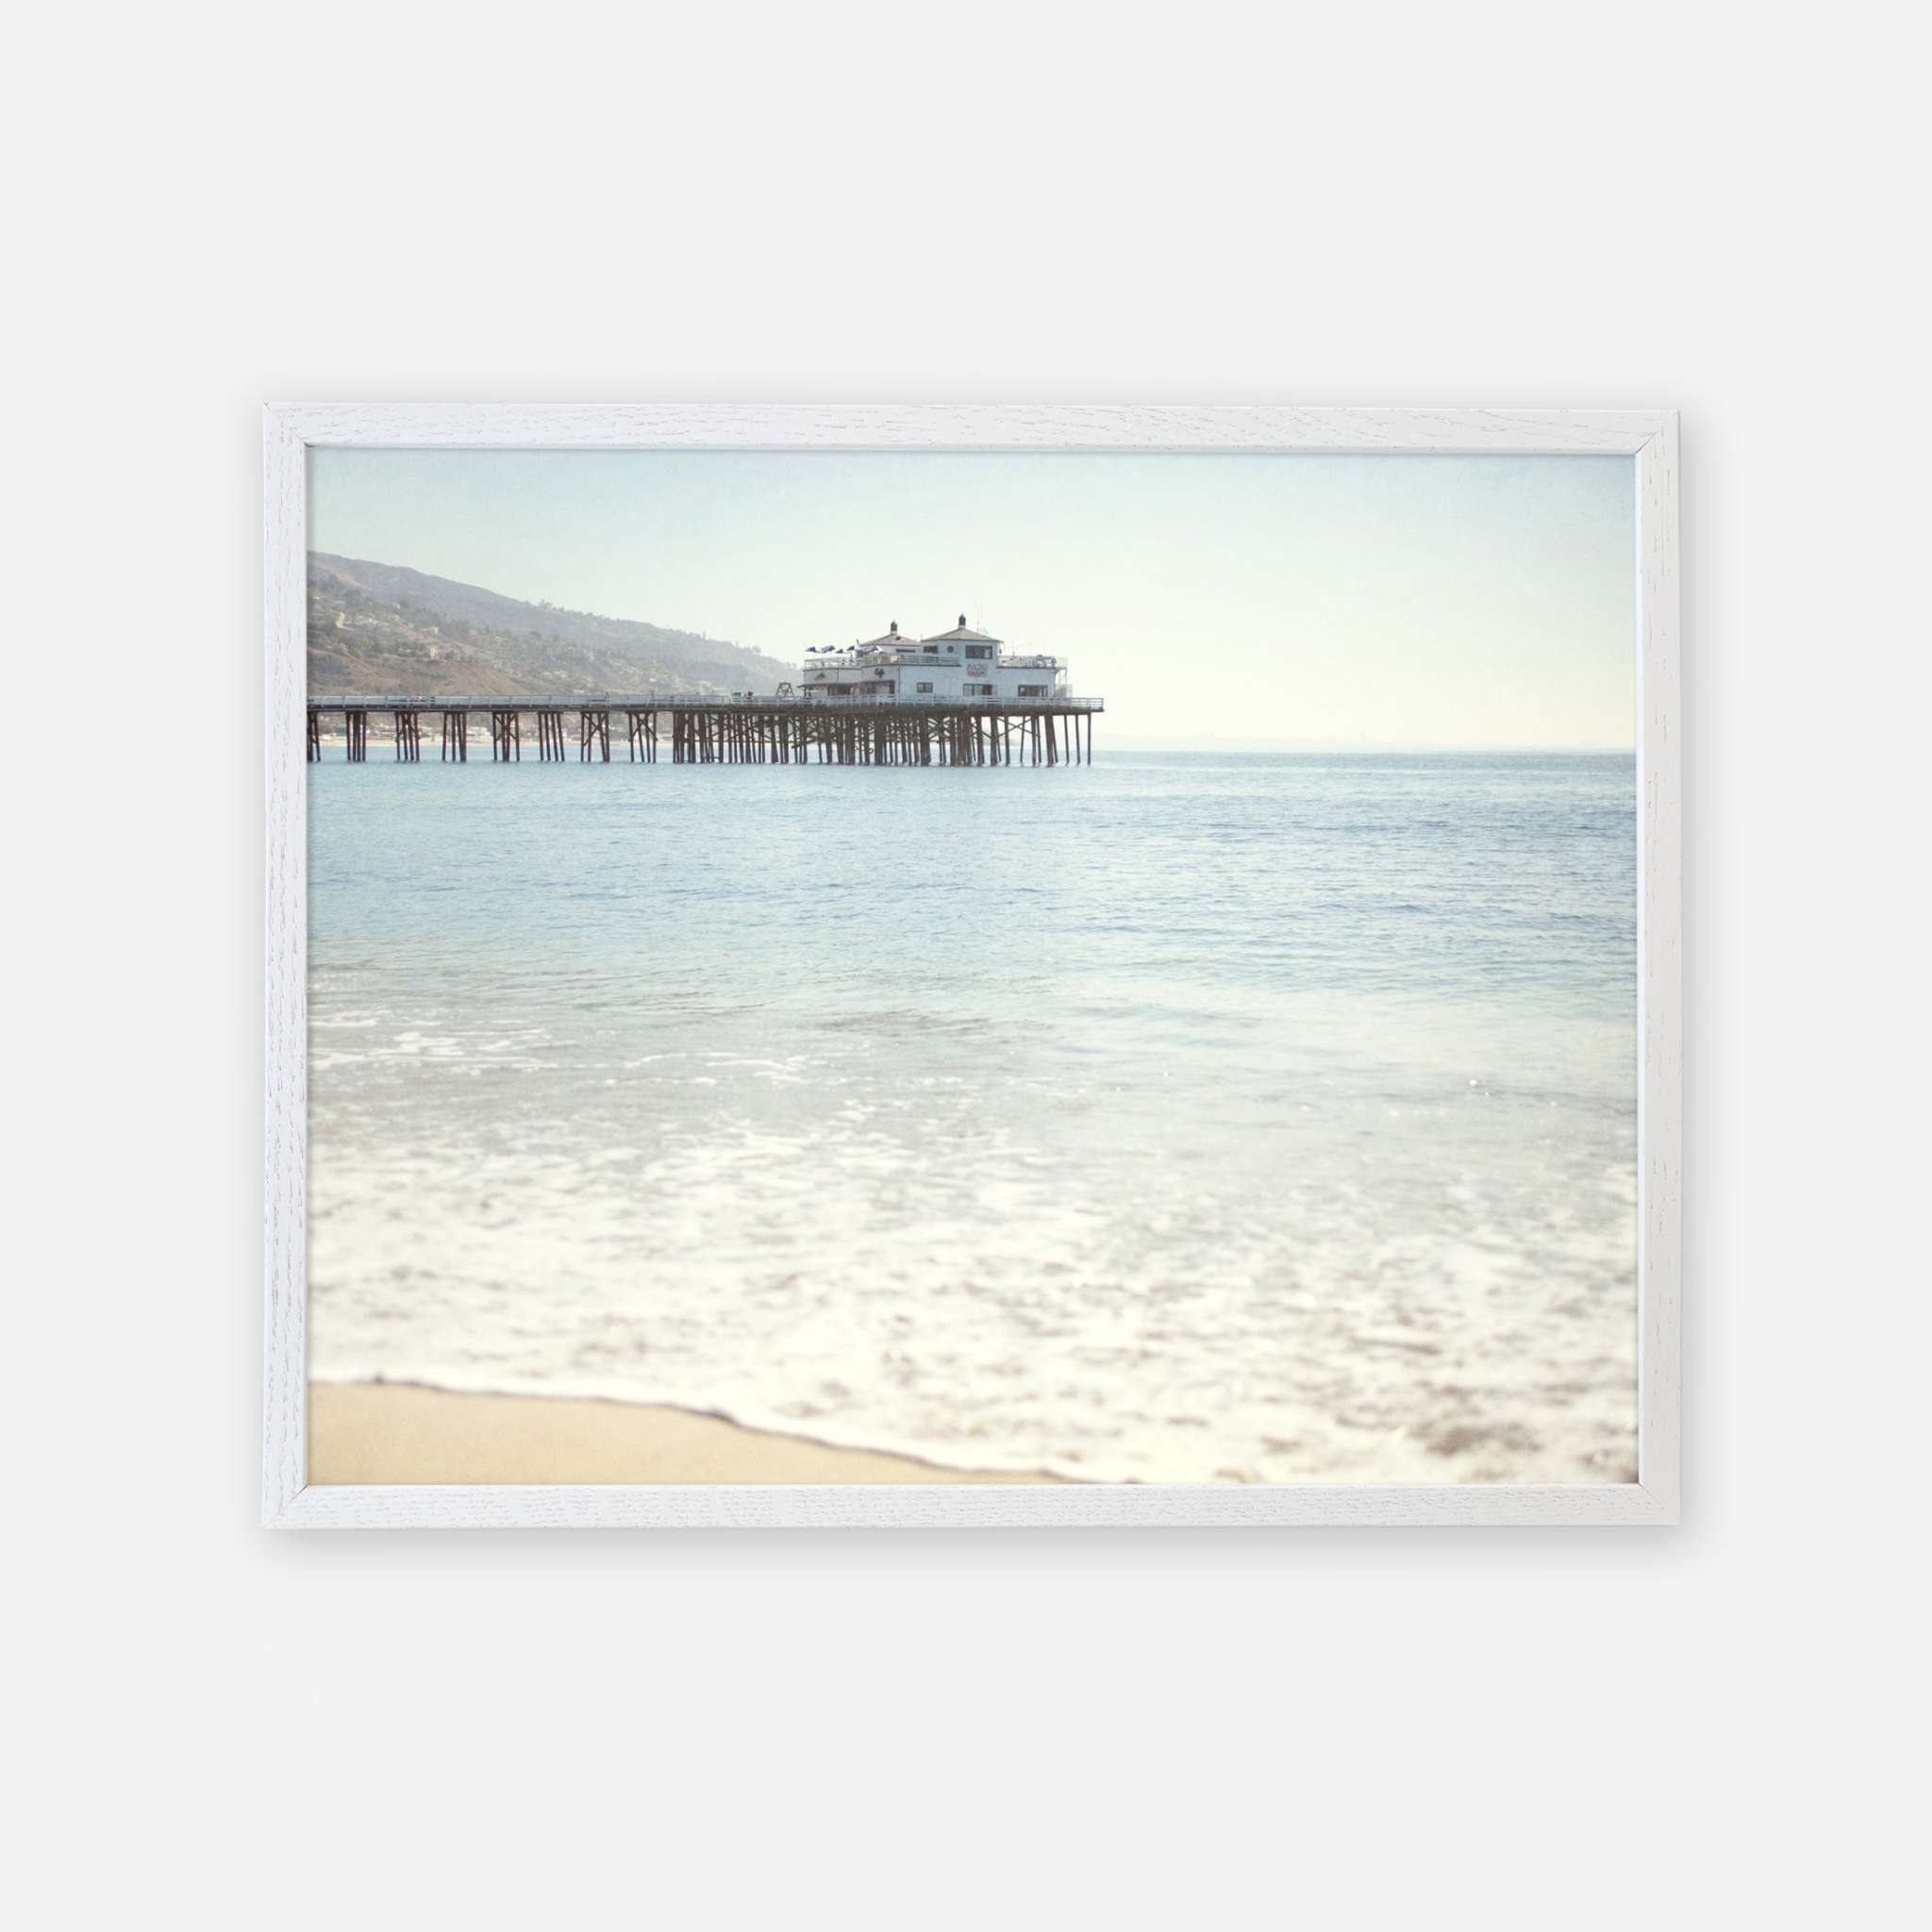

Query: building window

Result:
[924,644,939,654]
[915,681,934,694]
[1017,683,1046,697]
[966,682,994,697]
[964,644,992,659]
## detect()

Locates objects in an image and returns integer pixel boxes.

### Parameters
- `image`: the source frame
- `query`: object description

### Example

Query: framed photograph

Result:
[262,405,1679,1527]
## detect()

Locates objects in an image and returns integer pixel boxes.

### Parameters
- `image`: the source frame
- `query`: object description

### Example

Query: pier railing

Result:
[308,692,1103,710]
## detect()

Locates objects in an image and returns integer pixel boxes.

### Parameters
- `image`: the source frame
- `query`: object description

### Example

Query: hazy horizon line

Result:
[1108,735,1636,755]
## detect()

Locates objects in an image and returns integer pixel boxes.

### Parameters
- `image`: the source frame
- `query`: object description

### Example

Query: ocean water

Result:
[307,749,1638,1483]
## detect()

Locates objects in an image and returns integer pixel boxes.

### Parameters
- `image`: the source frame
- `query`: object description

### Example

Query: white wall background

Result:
[9,4,1922,1924]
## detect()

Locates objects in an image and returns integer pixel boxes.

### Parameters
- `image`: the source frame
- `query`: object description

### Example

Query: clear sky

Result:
[308,449,1635,748]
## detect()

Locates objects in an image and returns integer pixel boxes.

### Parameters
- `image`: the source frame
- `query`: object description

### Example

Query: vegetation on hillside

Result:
[308,553,792,700]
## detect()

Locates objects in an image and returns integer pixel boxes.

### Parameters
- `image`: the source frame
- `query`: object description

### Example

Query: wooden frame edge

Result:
[262,405,1681,1528]
[264,1480,1677,1529]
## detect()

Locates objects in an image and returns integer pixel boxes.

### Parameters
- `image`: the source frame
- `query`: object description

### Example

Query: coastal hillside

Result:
[308,553,793,699]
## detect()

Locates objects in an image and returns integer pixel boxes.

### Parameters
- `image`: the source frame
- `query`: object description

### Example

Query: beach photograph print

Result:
[304,449,1639,1487]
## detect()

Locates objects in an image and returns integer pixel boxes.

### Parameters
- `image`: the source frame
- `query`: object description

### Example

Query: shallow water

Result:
[308,748,1637,1482]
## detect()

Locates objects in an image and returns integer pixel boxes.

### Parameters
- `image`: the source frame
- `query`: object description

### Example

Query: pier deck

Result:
[307,694,1103,766]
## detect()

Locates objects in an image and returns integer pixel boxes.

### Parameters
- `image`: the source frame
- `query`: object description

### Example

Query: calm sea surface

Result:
[308,750,1638,1482]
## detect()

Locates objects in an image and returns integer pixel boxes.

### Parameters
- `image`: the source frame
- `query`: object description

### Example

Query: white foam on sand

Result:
[309,1028,1637,1483]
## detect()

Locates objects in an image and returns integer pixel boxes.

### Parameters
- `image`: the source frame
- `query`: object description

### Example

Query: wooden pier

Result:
[307,695,1103,766]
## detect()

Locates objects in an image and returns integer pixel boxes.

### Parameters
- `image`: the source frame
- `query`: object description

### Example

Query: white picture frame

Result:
[263,404,1680,1527]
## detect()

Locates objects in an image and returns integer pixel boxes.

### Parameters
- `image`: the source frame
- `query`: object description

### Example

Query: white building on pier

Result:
[796,617,1070,703]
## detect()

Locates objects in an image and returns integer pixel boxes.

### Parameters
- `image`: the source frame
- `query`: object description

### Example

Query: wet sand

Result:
[308,1381,1065,1485]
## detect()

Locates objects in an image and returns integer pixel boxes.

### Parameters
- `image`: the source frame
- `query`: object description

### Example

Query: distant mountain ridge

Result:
[308,552,793,699]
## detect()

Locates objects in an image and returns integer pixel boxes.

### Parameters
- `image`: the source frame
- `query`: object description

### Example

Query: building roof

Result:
[922,615,1001,643]
[855,621,910,651]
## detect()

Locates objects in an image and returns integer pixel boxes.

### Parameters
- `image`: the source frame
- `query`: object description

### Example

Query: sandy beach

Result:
[308,1381,1064,1485]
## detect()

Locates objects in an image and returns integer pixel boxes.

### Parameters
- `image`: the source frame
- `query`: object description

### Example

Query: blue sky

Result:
[309,449,1635,747]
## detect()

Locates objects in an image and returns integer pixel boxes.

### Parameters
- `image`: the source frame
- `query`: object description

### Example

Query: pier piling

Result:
[308,696,1098,770]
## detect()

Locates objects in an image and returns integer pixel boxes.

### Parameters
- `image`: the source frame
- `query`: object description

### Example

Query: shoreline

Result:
[308,1380,1068,1486]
